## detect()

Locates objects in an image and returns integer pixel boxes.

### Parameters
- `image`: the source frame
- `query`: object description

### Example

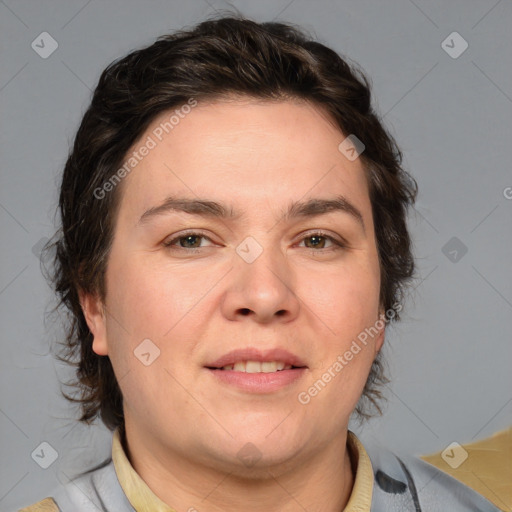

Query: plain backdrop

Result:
[1,0,511,509]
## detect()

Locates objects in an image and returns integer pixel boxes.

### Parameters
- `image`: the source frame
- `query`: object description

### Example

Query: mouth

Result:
[205,347,307,372]
[207,360,303,373]
[205,348,307,392]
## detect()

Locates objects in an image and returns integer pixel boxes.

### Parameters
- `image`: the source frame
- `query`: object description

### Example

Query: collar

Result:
[111,429,374,511]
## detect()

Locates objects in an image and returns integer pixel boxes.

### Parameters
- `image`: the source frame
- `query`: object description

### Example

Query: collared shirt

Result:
[20,427,510,511]
[111,429,374,512]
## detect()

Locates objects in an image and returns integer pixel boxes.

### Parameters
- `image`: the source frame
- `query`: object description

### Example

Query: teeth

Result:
[246,361,261,373]
[261,362,277,373]
[221,361,293,373]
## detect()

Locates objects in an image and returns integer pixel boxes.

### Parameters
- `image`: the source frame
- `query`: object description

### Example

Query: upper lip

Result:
[206,348,307,369]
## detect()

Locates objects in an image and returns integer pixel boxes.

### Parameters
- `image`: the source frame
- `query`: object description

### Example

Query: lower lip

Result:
[207,368,307,393]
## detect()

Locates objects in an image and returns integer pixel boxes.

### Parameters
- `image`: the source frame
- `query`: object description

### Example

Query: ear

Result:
[79,289,109,356]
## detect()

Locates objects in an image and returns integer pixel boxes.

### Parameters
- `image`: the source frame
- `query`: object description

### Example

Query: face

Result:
[82,97,385,474]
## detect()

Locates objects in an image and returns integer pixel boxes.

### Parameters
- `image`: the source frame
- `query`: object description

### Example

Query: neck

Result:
[122,426,355,512]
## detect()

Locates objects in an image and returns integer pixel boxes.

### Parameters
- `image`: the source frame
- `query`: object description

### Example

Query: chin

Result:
[200,426,308,472]
[203,441,304,479]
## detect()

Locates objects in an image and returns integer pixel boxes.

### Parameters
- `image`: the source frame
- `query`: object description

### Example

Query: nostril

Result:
[240,308,251,315]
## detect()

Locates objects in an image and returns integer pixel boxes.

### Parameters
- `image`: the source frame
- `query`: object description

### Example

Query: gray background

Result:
[1,0,511,509]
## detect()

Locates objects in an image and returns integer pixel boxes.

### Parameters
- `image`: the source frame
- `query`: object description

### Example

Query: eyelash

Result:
[162,230,347,252]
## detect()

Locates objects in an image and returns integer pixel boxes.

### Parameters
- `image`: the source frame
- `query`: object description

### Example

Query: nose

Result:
[221,242,301,324]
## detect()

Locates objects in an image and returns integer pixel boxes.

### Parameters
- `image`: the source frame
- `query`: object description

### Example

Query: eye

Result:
[163,231,214,250]
[162,230,347,252]
[297,232,346,251]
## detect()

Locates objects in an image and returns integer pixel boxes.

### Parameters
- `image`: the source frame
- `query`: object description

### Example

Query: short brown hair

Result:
[45,14,417,430]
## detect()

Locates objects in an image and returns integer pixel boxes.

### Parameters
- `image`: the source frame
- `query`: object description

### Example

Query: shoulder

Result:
[18,458,134,512]
[421,426,511,511]
[364,438,503,511]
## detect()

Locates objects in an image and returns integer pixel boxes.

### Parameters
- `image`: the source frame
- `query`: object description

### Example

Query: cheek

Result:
[301,260,381,338]
[101,260,195,425]
[105,255,197,337]
[102,254,218,385]
[298,256,381,408]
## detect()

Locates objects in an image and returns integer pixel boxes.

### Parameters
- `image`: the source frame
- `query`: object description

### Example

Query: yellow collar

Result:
[112,429,374,512]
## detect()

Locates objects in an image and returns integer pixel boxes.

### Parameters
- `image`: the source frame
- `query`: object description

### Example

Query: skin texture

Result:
[80,97,385,512]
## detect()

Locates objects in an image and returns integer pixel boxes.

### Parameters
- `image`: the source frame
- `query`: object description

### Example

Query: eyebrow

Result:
[138,195,365,231]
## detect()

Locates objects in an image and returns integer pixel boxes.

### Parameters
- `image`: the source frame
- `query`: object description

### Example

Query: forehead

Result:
[116,98,371,222]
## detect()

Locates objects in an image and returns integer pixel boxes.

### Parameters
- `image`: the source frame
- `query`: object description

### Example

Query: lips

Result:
[206,347,307,370]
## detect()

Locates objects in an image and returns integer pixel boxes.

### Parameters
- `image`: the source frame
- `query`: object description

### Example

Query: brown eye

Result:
[177,235,203,248]
[304,235,328,249]
[163,232,212,250]
[299,232,345,251]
